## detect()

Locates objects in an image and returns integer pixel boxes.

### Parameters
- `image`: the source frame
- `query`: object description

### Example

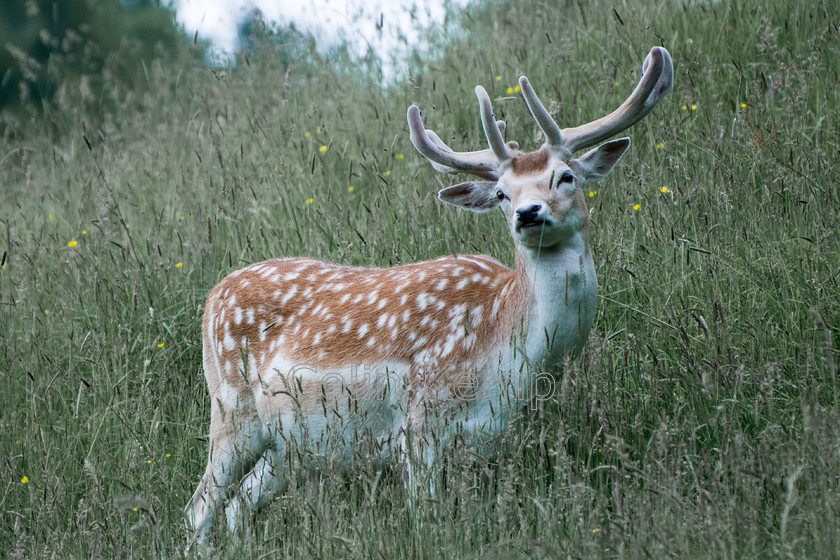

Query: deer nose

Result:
[516,203,543,224]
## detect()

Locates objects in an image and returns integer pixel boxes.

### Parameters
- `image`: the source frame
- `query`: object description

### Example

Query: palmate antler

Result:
[407,47,673,177]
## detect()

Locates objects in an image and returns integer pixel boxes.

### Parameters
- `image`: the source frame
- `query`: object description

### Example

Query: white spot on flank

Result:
[402,310,411,323]
[281,285,298,305]
[283,272,300,281]
[435,278,448,291]
[471,306,484,328]
[312,333,321,345]
[352,294,363,304]
[241,280,251,288]
[400,294,408,306]
[339,294,351,304]
[411,336,428,350]
[366,291,379,305]
[377,314,388,328]
[246,308,255,324]
[358,323,369,338]
[456,279,468,290]
[366,337,377,347]
[223,333,235,351]
[416,293,429,310]
[376,299,387,310]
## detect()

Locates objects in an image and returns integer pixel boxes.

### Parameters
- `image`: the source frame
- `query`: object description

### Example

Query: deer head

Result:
[407,47,673,253]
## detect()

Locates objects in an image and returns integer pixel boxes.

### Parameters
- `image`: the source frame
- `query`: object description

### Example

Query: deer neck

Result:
[512,230,597,369]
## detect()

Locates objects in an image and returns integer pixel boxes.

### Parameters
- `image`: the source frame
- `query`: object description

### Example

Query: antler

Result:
[407,86,517,181]
[520,47,673,156]
[408,47,672,177]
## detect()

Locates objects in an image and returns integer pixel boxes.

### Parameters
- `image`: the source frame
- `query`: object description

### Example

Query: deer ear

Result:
[570,138,631,181]
[438,181,500,213]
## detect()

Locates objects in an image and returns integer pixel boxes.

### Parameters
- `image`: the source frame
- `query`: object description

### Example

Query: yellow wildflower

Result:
[495,75,501,81]
[306,198,314,205]
[633,203,641,211]
[660,186,671,193]
[304,132,311,138]
[82,230,87,235]
[588,191,597,198]
[21,476,29,484]
[681,105,687,111]
[740,103,747,108]
[655,142,664,149]
[347,186,355,193]
[690,104,697,111]
[395,154,404,160]
[157,343,164,349]
[316,128,323,135]
[68,240,77,248]
[514,85,520,93]
[175,262,183,268]
[319,145,328,153]
[383,170,391,177]
[506,87,513,95]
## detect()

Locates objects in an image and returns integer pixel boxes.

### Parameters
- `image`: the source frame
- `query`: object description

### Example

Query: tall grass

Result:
[1,0,838,557]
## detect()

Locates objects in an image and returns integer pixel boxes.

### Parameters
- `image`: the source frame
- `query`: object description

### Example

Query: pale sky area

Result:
[165,0,473,80]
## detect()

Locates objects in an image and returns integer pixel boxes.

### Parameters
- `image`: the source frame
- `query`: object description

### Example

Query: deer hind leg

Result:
[186,409,267,549]
[224,447,286,537]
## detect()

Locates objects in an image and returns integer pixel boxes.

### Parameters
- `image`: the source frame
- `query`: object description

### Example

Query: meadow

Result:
[1,0,838,557]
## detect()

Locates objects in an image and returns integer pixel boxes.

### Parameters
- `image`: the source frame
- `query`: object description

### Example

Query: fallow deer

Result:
[187,47,672,546]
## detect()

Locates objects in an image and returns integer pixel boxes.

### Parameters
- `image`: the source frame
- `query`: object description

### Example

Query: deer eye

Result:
[558,170,575,184]
[496,189,508,201]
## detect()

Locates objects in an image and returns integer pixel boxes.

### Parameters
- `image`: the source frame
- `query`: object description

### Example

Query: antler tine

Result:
[407,105,500,181]
[560,47,673,154]
[518,76,563,147]
[475,86,514,164]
